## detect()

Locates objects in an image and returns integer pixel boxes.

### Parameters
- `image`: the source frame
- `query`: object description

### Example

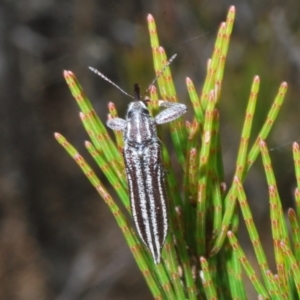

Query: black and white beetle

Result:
[89,57,187,264]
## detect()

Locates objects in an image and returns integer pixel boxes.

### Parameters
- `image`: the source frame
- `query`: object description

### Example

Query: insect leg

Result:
[107,118,126,131]
[155,101,187,124]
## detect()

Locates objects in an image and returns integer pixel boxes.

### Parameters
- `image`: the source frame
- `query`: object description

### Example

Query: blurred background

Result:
[0,0,300,299]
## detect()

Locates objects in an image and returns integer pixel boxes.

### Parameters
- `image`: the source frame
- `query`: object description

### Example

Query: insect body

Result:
[89,54,186,263]
[107,84,187,264]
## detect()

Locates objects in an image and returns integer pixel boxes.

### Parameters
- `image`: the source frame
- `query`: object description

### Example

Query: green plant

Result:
[55,6,300,299]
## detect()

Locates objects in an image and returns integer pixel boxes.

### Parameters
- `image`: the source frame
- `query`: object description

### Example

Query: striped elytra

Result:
[107,84,187,263]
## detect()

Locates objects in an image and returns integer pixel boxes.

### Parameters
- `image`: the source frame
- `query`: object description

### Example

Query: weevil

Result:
[89,56,187,264]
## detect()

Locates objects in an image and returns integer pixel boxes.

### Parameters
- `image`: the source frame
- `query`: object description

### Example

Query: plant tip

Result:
[229,6,235,12]
[199,256,206,263]
[147,14,154,21]
[149,85,156,92]
[259,139,266,147]
[108,102,115,109]
[158,46,165,53]
[85,141,91,147]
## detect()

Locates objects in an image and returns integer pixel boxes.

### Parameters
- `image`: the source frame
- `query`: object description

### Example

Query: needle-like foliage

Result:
[55,6,300,299]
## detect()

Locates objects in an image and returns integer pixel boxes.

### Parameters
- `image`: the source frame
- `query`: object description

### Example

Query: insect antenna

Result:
[145,53,177,93]
[89,53,177,102]
[89,66,134,99]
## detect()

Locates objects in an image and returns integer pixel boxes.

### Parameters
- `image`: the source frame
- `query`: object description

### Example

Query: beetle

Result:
[90,57,187,263]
